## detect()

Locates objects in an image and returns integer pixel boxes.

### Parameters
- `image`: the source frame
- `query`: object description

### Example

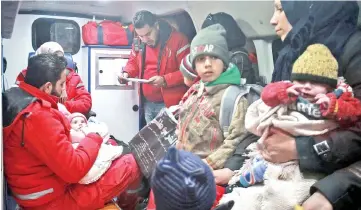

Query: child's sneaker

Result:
[239,157,267,187]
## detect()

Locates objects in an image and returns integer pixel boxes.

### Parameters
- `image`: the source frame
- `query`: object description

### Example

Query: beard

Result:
[147,33,160,48]
[51,88,62,97]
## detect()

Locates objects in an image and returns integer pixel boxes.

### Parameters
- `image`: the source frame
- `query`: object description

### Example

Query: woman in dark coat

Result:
[263,1,361,209]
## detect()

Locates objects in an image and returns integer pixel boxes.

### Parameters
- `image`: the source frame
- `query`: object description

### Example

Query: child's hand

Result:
[286,84,303,97]
[80,127,93,136]
[315,94,330,108]
[175,141,182,149]
[70,129,86,144]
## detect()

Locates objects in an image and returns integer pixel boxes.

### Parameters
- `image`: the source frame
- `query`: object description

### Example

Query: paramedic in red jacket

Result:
[3,54,141,210]
[119,10,189,123]
[16,41,92,115]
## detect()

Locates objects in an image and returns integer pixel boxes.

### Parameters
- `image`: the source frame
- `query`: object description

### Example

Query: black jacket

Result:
[311,161,361,210]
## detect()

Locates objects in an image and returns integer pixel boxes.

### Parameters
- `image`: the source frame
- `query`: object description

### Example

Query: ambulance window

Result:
[32,18,80,55]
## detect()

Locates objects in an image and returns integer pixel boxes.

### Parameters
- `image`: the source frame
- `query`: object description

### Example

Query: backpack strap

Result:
[219,84,263,136]
[219,85,245,135]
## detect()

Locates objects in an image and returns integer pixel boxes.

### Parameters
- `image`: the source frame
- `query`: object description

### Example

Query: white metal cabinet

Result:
[82,46,139,142]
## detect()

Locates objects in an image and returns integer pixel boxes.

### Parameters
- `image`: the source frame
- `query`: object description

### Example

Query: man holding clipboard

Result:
[119,10,190,124]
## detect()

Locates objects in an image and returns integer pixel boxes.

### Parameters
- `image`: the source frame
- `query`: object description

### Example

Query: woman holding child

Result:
[267,1,361,209]
[222,1,361,209]
[149,1,361,209]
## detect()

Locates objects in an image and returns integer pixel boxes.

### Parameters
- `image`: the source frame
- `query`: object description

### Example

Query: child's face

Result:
[70,117,87,130]
[195,55,224,82]
[293,80,330,102]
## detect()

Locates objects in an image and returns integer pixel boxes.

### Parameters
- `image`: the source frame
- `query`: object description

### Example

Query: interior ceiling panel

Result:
[19,1,126,18]
[2,1,21,39]
[19,1,188,21]
[18,1,361,38]
[19,1,274,36]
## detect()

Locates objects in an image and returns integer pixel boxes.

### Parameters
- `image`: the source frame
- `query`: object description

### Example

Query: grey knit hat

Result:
[151,147,216,210]
[190,24,230,68]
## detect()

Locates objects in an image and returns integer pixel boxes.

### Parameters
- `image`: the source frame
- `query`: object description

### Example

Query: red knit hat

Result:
[180,54,197,80]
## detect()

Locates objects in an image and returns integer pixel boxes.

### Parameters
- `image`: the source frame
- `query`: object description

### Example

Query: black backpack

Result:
[230,48,257,84]
[202,12,246,49]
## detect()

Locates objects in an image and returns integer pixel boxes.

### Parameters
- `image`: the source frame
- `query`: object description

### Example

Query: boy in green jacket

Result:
[177,24,249,170]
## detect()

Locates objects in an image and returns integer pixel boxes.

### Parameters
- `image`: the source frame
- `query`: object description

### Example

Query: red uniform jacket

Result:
[3,82,102,207]
[124,20,189,107]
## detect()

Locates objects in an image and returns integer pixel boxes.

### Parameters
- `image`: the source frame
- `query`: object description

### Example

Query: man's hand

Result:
[58,87,68,104]
[302,192,333,210]
[149,76,166,87]
[213,168,234,185]
[286,84,303,97]
[261,127,298,163]
[118,72,129,84]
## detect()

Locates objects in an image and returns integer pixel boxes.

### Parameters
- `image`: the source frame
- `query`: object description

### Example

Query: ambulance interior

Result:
[1,0,282,142]
[1,0,361,209]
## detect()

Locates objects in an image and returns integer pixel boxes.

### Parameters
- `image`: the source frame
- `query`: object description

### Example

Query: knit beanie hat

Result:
[180,54,198,80]
[35,42,64,56]
[151,147,216,210]
[291,44,338,88]
[68,112,87,124]
[190,24,230,68]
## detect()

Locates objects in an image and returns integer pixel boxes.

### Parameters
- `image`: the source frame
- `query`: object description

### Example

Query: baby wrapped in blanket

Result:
[58,104,124,184]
